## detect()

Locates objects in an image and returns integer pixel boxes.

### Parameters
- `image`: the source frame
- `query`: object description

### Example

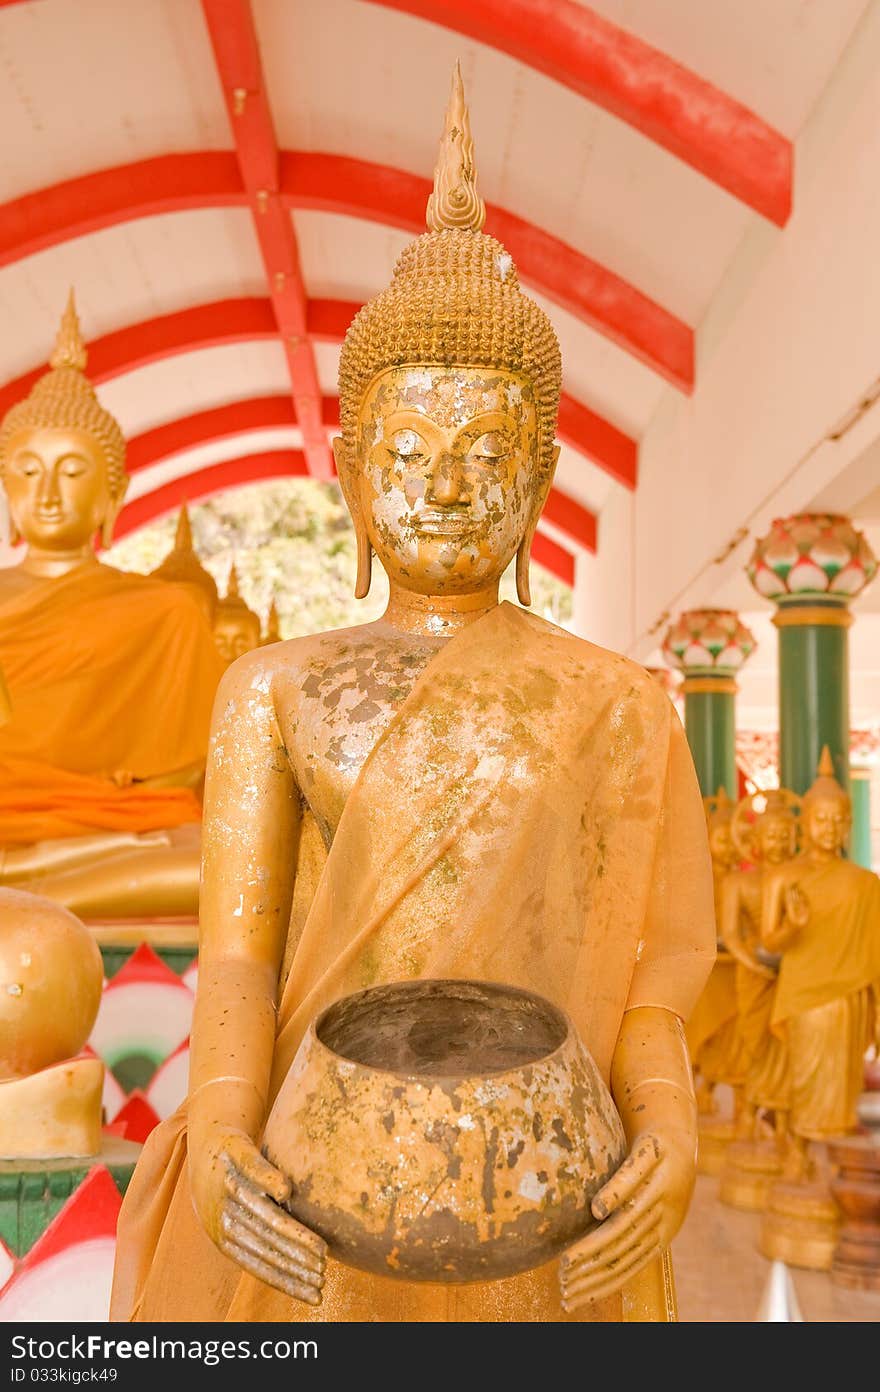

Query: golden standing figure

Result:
[686,790,747,1145]
[0,298,224,915]
[110,66,715,1323]
[762,749,880,1175]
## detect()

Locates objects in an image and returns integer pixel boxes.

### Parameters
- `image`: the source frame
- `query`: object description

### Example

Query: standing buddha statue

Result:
[111,64,715,1324]
[213,564,262,668]
[718,790,798,1209]
[0,293,224,907]
[686,789,747,1163]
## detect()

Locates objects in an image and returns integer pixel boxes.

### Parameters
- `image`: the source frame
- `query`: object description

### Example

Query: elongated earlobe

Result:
[334,435,372,599]
[517,443,560,606]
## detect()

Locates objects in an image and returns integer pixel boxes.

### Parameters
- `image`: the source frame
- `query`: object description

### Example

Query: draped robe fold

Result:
[111,602,715,1323]
[0,564,224,842]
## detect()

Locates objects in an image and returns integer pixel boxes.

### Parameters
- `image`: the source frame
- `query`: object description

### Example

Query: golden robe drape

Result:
[0,564,224,842]
[111,603,715,1323]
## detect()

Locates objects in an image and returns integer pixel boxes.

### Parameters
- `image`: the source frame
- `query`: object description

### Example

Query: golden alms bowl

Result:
[263,979,627,1282]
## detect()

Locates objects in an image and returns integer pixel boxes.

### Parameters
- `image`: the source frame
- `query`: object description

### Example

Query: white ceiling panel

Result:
[0,209,264,381]
[0,0,228,202]
[98,342,290,438]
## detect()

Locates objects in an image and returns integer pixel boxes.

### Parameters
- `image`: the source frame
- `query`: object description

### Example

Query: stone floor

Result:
[673,1174,880,1322]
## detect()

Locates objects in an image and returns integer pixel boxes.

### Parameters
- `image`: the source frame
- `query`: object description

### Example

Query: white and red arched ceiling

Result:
[0,0,871,587]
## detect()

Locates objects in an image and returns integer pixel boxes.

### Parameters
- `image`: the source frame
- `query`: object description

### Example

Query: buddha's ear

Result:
[333,436,372,599]
[516,444,560,607]
[100,475,130,550]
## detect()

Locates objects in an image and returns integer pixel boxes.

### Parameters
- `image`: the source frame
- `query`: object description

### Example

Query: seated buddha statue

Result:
[150,504,219,624]
[213,565,262,668]
[111,66,715,1325]
[720,790,798,1140]
[685,790,746,1126]
[761,748,880,1181]
[0,293,224,914]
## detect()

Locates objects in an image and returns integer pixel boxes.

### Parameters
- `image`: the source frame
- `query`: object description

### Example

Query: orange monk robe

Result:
[0,563,225,842]
[111,603,716,1323]
[772,859,880,1138]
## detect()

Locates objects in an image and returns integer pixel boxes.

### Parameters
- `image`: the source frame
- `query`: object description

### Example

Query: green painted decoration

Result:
[777,612,849,796]
[684,686,737,800]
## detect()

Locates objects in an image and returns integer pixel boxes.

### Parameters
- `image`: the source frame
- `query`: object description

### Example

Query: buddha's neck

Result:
[20,545,99,580]
[382,581,500,639]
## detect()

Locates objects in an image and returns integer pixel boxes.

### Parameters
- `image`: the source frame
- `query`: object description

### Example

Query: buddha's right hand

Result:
[191,1126,327,1306]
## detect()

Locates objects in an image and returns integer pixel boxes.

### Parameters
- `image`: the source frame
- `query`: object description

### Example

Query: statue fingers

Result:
[222,1199,326,1281]
[220,1210,324,1292]
[561,1238,662,1313]
[222,1135,291,1206]
[561,1199,661,1280]
[560,1208,661,1300]
[218,1233,322,1306]
[224,1174,327,1270]
[591,1134,661,1219]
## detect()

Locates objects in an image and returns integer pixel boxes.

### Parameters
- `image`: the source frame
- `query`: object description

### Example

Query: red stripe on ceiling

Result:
[200,0,332,479]
[0,296,635,488]
[283,152,692,389]
[126,396,596,553]
[0,153,691,391]
[365,0,792,225]
[116,451,309,539]
[540,489,597,552]
[530,531,575,588]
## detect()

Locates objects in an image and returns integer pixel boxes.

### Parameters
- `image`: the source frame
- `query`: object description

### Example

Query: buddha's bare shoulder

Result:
[217,620,409,697]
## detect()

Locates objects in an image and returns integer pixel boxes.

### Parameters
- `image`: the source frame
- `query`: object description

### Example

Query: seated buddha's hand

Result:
[784,883,810,931]
[191,1127,327,1305]
[558,1129,692,1313]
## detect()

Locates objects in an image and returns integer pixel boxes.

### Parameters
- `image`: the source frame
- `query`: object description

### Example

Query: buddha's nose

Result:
[427,452,463,505]
[37,470,61,507]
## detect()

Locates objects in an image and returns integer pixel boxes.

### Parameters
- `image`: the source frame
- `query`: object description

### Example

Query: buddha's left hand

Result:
[558,1126,692,1311]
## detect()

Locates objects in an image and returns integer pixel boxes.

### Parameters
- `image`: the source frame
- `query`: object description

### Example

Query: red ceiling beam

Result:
[116,451,309,540]
[119,447,575,584]
[126,395,596,553]
[0,155,690,391]
[530,531,575,589]
[366,0,792,225]
[0,296,636,487]
[200,0,331,479]
[283,152,691,390]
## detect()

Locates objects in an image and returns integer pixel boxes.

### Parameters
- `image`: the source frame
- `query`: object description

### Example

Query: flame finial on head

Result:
[226,563,241,599]
[818,745,835,778]
[175,503,194,552]
[426,61,486,233]
[50,289,88,373]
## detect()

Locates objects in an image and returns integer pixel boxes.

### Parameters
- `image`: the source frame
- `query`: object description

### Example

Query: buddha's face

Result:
[3,426,114,551]
[805,796,850,855]
[214,612,262,668]
[758,812,796,865]
[708,820,735,870]
[341,365,551,594]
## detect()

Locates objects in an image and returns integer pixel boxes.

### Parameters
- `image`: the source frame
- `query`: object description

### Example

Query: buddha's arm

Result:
[761,866,801,953]
[186,655,325,1304]
[719,874,774,978]
[559,1006,695,1311]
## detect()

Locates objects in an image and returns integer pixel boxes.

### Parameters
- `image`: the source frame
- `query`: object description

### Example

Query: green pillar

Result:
[850,766,873,869]
[773,600,851,796]
[662,609,755,800]
[682,678,738,799]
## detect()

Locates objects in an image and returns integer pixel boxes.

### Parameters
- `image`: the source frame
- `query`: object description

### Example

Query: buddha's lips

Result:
[412,511,475,537]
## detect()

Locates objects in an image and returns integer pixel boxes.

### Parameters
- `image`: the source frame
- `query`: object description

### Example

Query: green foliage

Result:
[106,481,572,637]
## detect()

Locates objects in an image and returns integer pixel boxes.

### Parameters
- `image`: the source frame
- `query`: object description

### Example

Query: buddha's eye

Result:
[469,431,511,462]
[388,429,428,465]
[59,455,89,478]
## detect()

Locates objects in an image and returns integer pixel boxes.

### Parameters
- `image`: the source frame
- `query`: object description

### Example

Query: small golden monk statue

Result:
[213,565,262,668]
[761,750,880,1176]
[717,790,799,1208]
[150,504,219,623]
[111,65,715,1323]
[758,750,880,1266]
[686,790,746,1150]
[0,296,224,916]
